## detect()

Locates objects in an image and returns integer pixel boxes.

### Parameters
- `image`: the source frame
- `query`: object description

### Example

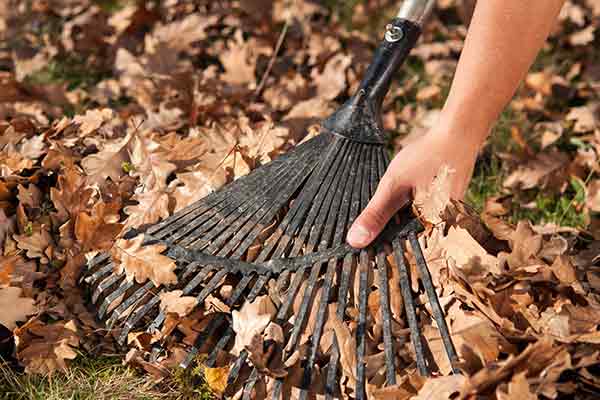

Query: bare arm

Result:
[347,0,565,248]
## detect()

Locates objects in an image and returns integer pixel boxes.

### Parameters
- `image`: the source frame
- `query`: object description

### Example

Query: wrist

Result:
[435,106,492,153]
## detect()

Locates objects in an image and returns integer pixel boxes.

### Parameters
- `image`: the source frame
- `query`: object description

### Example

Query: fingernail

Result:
[347,225,371,247]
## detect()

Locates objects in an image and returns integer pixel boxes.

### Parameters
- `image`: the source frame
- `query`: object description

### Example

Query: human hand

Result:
[346,118,485,248]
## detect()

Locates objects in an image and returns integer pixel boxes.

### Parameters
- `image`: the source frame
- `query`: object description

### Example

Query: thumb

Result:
[346,175,411,248]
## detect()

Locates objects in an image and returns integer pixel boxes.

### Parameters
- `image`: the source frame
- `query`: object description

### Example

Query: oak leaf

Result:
[14,229,52,263]
[123,189,170,229]
[72,108,114,136]
[231,295,276,356]
[159,290,197,317]
[111,234,177,287]
[15,319,80,375]
[0,286,37,330]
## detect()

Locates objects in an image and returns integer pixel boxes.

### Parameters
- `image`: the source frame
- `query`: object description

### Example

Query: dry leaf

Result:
[204,366,229,394]
[15,319,80,375]
[73,109,114,136]
[111,234,177,287]
[0,286,37,330]
[231,295,276,356]
[159,290,197,317]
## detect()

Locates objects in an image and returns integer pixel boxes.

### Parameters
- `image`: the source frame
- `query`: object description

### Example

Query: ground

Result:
[1,0,599,399]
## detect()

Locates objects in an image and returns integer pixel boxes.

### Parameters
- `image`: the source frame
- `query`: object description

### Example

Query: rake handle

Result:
[363,0,435,111]
[322,0,434,144]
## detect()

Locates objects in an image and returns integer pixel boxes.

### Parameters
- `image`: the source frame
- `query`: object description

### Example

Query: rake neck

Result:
[323,0,433,144]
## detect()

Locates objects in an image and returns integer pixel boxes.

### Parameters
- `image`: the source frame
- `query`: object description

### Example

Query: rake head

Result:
[82,5,459,399]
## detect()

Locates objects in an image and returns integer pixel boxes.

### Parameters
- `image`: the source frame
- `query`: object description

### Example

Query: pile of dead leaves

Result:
[1,0,600,399]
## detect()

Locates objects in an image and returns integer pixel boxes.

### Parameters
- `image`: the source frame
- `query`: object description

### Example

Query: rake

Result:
[82,0,459,398]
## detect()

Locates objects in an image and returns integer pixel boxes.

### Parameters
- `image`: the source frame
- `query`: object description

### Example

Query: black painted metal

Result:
[81,11,459,400]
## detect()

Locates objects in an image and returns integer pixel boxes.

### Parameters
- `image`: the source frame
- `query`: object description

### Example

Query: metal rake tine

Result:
[324,147,364,397]
[356,251,369,400]
[189,273,259,371]
[246,273,270,303]
[392,239,428,376]
[301,258,337,393]
[205,326,234,367]
[227,274,255,307]
[255,136,345,262]
[179,261,204,281]
[92,272,122,304]
[97,279,134,319]
[118,295,161,345]
[242,368,259,400]
[355,145,377,400]
[226,349,248,386]
[298,143,356,396]
[147,138,307,238]
[285,261,322,354]
[288,142,352,256]
[375,250,396,385]
[106,281,155,328]
[218,160,318,258]
[179,313,227,369]
[85,261,114,287]
[178,138,324,249]
[194,268,229,304]
[275,267,307,321]
[85,252,111,273]
[181,265,215,296]
[285,141,354,353]
[307,142,355,250]
[192,160,311,253]
[408,231,459,373]
[325,336,341,400]
[164,159,296,247]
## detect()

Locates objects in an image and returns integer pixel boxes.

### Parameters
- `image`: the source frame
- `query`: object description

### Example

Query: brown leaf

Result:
[159,290,197,317]
[496,372,536,400]
[412,375,465,400]
[14,229,52,263]
[128,132,176,191]
[73,108,114,136]
[440,226,501,278]
[312,53,352,100]
[219,30,256,86]
[0,286,37,330]
[168,170,221,213]
[74,201,123,252]
[414,165,453,225]
[111,234,177,287]
[569,25,596,46]
[503,150,570,190]
[15,319,80,375]
[123,189,170,229]
[81,134,131,185]
[587,179,600,212]
[565,103,599,133]
[231,295,276,356]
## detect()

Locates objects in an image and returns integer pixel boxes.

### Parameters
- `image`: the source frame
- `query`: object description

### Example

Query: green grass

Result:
[26,56,109,91]
[0,355,215,400]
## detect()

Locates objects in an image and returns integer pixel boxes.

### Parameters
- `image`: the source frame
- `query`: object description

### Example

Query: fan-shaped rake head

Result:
[82,131,458,398]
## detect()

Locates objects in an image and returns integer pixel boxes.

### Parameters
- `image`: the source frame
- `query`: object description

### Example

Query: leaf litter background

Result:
[1,0,600,399]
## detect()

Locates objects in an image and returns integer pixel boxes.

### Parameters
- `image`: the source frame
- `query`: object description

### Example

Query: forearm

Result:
[441,0,565,146]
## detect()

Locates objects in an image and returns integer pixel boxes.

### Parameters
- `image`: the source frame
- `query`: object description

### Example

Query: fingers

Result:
[346,175,411,248]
